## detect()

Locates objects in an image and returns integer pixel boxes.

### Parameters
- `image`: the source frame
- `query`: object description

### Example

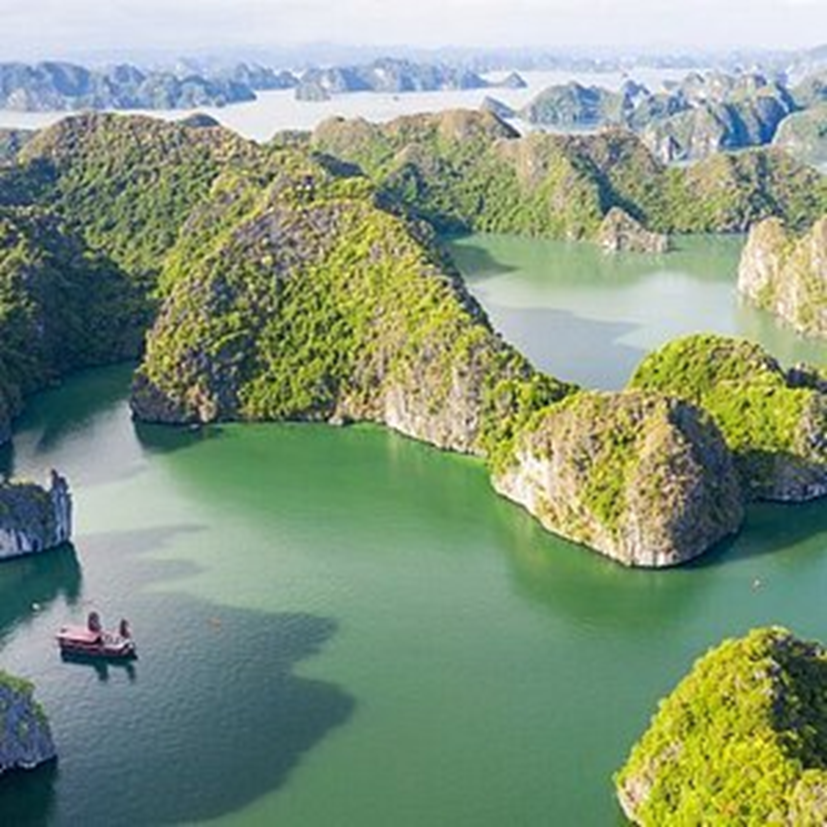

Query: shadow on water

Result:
[58,651,138,683]
[0,438,13,480]
[133,419,226,457]
[0,525,355,827]
[493,499,707,632]
[442,234,518,280]
[497,490,827,633]
[687,498,827,569]
[59,602,353,826]
[0,545,82,646]
[481,303,642,389]
[0,761,57,827]
[12,364,136,459]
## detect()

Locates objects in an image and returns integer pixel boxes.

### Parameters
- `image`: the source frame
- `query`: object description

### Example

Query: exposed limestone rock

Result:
[480,96,516,121]
[0,471,72,560]
[0,672,56,774]
[737,215,827,338]
[773,104,827,168]
[497,72,527,90]
[597,207,670,254]
[492,391,743,567]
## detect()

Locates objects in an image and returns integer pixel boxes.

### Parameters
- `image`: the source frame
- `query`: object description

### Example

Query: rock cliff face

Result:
[0,471,72,560]
[480,96,516,121]
[773,104,827,168]
[597,207,669,254]
[492,391,743,567]
[629,334,827,501]
[616,627,827,826]
[0,672,56,774]
[737,215,827,338]
[0,128,32,161]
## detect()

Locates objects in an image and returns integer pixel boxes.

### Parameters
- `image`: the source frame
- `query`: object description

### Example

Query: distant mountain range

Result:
[0,58,526,112]
[293,59,525,101]
[3,50,827,169]
[512,68,827,163]
[0,61,274,111]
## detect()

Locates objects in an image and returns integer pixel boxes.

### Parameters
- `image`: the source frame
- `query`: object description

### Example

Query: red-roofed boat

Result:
[57,612,136,659]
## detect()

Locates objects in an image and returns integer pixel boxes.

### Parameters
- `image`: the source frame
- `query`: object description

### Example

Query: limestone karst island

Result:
[0,5,826,825]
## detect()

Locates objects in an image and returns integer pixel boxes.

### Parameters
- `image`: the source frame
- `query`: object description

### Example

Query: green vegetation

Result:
[616,627,827,826]
[0,669,35,699]
[0,128,32,162]
[0,206,146,437]
[312,113,672,239]
[311,110,827,240]
[13,113,258,280]
[663,148,826,234]
[134,149,574,454]
[0,669,54,761]
[0,113,261,438]
[0,111,822,566]
[628,334,827,499]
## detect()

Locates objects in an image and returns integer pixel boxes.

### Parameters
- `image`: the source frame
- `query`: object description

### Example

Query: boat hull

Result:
[57,640,137,660]
[56,625,137,660]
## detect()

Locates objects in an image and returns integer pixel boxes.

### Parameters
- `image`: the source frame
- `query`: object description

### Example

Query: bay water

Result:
[0,235,825,826]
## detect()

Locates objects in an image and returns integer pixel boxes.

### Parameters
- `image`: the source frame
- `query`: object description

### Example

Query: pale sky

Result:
[1,0,825,60]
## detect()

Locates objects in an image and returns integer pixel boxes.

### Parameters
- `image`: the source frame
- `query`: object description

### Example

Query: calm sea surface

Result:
[0,234,825,826]
[0,69,695,141]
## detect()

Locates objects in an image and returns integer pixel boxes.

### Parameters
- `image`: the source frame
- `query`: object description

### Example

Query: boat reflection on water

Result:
[59,649,138,683]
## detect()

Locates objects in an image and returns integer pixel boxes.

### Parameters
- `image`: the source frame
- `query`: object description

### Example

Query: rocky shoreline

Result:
[0,672,56,776]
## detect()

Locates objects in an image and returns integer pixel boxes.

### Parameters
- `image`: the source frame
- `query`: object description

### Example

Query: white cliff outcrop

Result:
[738,216,827,339]
[0,470,72,560]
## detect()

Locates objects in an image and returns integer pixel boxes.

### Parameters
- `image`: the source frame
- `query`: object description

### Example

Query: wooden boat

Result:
[56,612,136,659]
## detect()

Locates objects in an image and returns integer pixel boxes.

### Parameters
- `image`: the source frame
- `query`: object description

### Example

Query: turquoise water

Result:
[0,236,825,826]
[448,233,827,388]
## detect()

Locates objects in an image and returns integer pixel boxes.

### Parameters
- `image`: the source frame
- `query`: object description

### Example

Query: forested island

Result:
[0,109,824,569]
[617,627,827,825]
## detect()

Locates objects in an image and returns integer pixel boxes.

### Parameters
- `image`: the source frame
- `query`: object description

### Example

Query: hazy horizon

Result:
[1,0,825,64]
